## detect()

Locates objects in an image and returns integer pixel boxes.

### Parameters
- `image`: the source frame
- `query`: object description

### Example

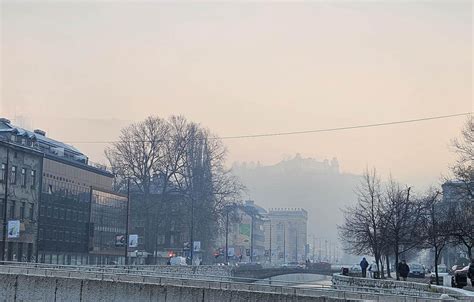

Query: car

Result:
[170,256,187,266]
[451,265,469,289]
[430,265,449,284]
[281,262,305,269]
[349,264,362,277]
[408,263,425,278]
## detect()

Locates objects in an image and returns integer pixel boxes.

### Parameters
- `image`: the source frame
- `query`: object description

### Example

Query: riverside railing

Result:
[0,261,470,301]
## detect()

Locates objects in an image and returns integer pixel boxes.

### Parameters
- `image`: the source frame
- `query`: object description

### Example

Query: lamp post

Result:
[124,178,130,265]
[269,221,272,264]
[283,223,286,264]
[225,207,229,264]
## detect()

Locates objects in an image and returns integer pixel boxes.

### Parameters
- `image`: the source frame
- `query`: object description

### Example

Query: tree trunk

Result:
[395,247,400,280]
[386,254,391,278]
[434,246,440,286]
[467,246,472,261]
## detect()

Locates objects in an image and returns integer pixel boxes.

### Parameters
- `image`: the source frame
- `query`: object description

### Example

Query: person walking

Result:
[360,257,369,278]
[368,261,377,278]
[398,260,410,281]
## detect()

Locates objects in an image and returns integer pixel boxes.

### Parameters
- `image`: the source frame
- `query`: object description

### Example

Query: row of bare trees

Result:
[105,116,243,261]
[339,117,473,284]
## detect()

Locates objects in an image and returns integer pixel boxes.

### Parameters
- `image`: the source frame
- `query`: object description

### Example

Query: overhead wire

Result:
[62,112,472,144]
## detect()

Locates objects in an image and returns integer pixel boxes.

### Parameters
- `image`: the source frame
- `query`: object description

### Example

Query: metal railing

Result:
[0,261,470,301]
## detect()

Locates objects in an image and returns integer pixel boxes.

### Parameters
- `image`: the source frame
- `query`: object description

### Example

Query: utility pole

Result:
[325,240,328,262]
[124,178,130,265]
[1,145,10,262]
[283,223,286,264]
[269,222,272,264]
[295,228,298,262]
[225,207,229,264]
[189,197,195,265]
[318,238,322,262]
[312,235,315,262]
[250,213,254,262]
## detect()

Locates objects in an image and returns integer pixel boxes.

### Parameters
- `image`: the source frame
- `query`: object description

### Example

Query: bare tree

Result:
[339,168,385,272]
[450,116,473,197]
[420,190,450,285]
[105,116,169,195]
[381,178,425,280]
[106,115,243,263]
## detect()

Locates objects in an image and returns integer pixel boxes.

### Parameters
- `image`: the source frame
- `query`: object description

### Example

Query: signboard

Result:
[7,220,20,238]
[128,234,138,248]
[115,234,125,247]
[193,241,201,252]
[228,248,235,257]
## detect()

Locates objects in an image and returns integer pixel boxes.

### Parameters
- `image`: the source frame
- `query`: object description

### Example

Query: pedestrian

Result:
[368,261,377,278]
[360,257,369,278]
[468,258,474,286]
[398,260,410,281]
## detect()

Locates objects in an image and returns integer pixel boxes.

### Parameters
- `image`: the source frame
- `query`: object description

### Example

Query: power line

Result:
[63,112,471,144]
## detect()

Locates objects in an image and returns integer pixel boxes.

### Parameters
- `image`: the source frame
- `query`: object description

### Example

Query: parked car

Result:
[349,264,362,277]
[451,265,469,289]
[408,263,425,278]
[170,256,187,266]
[430,265,449,284]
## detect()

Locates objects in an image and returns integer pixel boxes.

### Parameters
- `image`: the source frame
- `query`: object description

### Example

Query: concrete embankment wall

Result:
[0,274,354,302]
[332,274,473,300]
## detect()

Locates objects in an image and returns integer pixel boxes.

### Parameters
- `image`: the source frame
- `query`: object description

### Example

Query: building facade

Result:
[225,200,266,263]
[0,134,43,262]
[441,180,473,267]
[0,118,129,265]
[266,208,308,263]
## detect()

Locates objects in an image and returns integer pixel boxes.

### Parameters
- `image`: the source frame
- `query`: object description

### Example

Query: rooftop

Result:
[0,117,111,176]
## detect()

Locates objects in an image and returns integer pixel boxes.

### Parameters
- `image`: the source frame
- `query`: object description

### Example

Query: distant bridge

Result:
[232,267,339,281]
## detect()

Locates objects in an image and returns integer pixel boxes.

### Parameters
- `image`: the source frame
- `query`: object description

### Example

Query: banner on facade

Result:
[128,234,138,248]
[115,234,126,247]
[239,224,250,238]
[193,241,201,252]
[7,220,20,238]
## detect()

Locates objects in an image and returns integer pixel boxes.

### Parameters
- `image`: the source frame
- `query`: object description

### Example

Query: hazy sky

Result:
[1,1,472,190]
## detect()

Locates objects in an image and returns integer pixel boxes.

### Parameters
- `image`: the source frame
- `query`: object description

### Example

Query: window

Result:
[29,203,34,220]
[0,163,5,182]
[30,170,36,188]
[21,168,26,187]
[9,201,15,219]
[10,166,17,184]
[20,202,25,220]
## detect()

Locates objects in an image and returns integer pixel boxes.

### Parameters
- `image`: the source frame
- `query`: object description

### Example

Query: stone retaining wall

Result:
[0,273,356,302]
